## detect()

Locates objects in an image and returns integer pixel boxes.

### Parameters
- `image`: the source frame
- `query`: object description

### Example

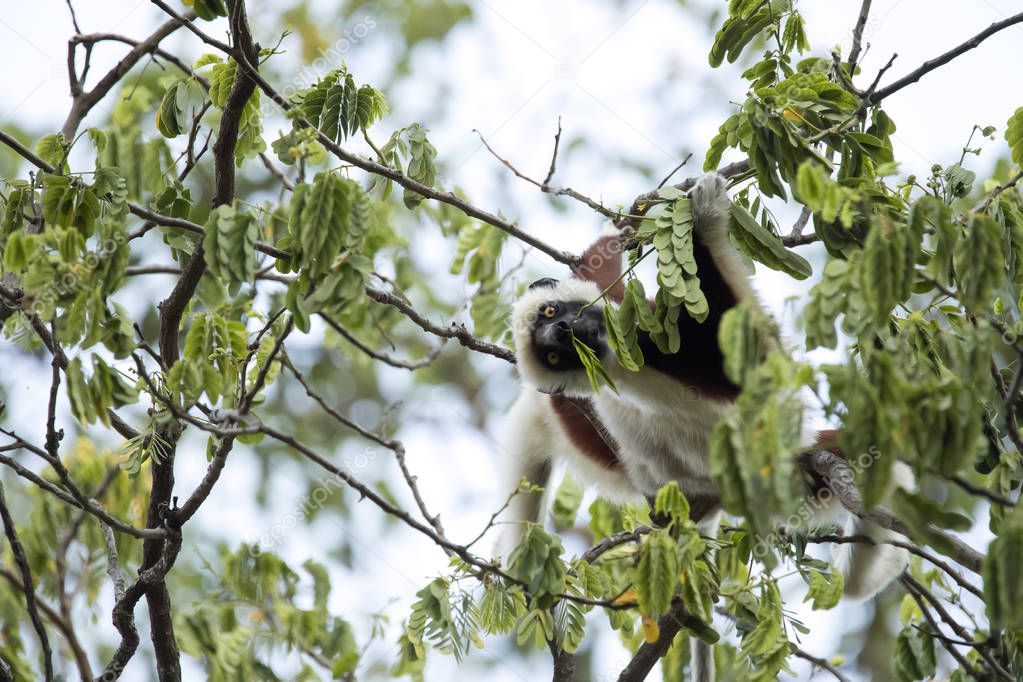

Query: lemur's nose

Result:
[553,320,571,342]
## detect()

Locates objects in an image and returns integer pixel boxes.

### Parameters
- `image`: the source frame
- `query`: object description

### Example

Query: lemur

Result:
[503,174,912,678]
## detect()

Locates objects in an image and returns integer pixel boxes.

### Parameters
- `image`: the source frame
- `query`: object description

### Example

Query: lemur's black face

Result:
[527,279,606,373]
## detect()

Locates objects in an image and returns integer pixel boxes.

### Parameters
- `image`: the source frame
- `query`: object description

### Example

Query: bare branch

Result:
[868,12,1023,104]
[808,533,981,600]
[846,0,872,71]
[900,576,991,680]
[62,16,191,138]
[0,451,163,539]
[474,128,621,219]
[98,527,183,682]
[800,449,985,574]
[170,436,235,526]
[365,286,515,362]
[793,647,852,682]
[543,117,563,187]
[656,153,693,189]
[70,32,198,81]
[284,358,446,537]
[65,0,82,34]
[974,170,1023,215]
[320,313,445,371]
[946,473,1016,508]
[580,525,650,564]
[101,522,127,602]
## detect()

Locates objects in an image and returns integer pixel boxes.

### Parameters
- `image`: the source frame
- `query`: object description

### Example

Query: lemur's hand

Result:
[688,173,731,234]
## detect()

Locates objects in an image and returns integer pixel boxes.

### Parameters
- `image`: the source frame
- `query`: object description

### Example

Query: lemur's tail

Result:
[494,389,554,559]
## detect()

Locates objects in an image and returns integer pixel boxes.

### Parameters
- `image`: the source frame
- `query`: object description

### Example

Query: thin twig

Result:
[62,16,192,138]
[319,313,445,371]
[946,474,1016,508]
[0,452,161,539]
[974,170,1023,215]
[284,358,446,537]
[656,154,693,190]
[868,12,1023,103]
[473,128,620,219]
[543,117,563,187]
[900,576,991,681]
[793,647,852,682]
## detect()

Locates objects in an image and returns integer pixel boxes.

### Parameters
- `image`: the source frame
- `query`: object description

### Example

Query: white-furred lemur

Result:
[503,174,912,664]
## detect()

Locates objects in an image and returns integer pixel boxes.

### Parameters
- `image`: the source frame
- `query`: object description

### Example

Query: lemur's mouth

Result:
[535,308,605,353]
[567,311,605,350]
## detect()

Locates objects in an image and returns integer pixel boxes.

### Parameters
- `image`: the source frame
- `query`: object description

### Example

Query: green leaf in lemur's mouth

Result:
[570,335,618,394]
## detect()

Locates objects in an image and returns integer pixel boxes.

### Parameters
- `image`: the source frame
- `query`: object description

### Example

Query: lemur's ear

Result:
[528,277,560,290]
[572,230,625,302]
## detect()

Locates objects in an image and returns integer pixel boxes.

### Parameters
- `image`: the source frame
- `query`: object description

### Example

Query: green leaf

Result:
[507,525,566,601]
[635,529,678,618]
[550,474,583,529]
[653,482,690,526]
[156,80,188,138]
[203,204,259,288]
[804,259,850,350]
[604,294,644,371]
[478,583,525,636]
[730,203,812,279]
[804,567,843,610]
[296,68,389,143]
[571,335,617,394]
[192,0,228,20]
[1005,106,1023,168]
[718,301,770,386]
[709,6,775,68]
[35,133,68,170]
[859,213,920,326]
[955,213,1004,311]
[894,626,936,681]
[892,488,972,532]
[983,521,1023,629]
[65,357,96,424]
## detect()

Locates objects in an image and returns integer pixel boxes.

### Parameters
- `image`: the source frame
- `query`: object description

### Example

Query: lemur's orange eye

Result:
[547,351,560,365]
[542,305,557,319]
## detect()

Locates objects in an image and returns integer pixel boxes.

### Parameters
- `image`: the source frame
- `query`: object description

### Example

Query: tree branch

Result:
[62,16,191,138]
[868,12,1023,104]
[800,449,984,574]
[319,313,445,371]
[846,0,872,71]
[365,286,515,362]
[617,600,700,682]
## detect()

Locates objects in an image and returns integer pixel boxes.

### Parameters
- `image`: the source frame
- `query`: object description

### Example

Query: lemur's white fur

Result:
[505,173,910,613]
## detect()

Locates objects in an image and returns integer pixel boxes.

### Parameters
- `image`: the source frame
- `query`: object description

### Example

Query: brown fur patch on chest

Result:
[549,394,623,470]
